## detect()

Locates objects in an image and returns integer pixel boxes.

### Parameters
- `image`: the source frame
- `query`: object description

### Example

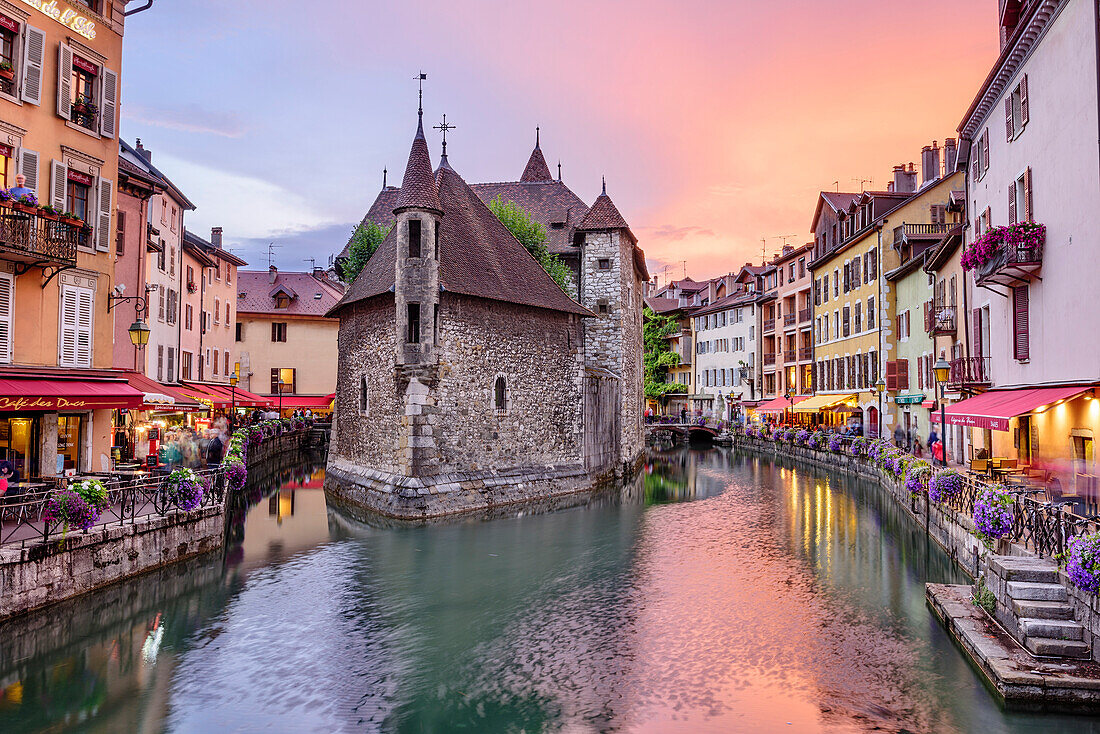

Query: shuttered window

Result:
[896,358,909,390]
[1013,286,1029,361]
[885,360,897,391]
[21,25,45,106]
[0,272,12,363]
[59,283,93,367]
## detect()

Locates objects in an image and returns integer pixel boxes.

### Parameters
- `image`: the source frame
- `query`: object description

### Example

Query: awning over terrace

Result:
[943,386,1089,432]
[792,393,854,413]
[755,395,809,414]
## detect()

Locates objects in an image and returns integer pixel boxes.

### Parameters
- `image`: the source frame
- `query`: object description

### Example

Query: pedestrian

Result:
[206,429,224,466]
[893,423,905,448]
[928,426,939,454]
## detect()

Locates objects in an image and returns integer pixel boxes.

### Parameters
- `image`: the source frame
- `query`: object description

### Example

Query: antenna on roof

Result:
[832,180,839,193]
[304,258,316,271]
[851,176,873,191]
[266,242,282,269]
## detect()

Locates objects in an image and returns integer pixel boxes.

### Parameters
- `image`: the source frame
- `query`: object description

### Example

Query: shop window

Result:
[271,368,295,394]
[0,416,37,478]
[57,415,82,473]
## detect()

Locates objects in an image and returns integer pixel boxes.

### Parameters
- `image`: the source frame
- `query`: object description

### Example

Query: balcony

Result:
[0,208,80,271]
[798,307,812,323]
[783,349,796,362]
[798,346,813,361]
[947,356,991,390]
[974,238,1044,289]
[783,314,796,327]
[893,222,953,246]
[923,300,956,336]
[763,318,775,333]
[763,352,776,366]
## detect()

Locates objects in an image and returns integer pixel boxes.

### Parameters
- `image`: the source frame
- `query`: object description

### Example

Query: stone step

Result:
[1007,581,1068,602]
[1020,618,1083,641]
[1012,599,1076,620]
[989,555,1061,583]
[1024,636,1091,659]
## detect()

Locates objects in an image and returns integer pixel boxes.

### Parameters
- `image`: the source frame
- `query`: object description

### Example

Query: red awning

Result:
[0,375,144,411]
[178,381,272,408]
[944,386,1089,431]
[275,394,335,409]
[122,372,206,412]
[754,395,810,414]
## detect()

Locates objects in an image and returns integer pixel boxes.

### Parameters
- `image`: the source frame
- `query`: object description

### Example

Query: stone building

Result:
[326,112,646,519]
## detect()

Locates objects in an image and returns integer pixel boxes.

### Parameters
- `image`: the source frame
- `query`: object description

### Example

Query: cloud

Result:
[642,224,716,241]
[229,223,357,270]
[155,154,334,242]
[125,103,245,138]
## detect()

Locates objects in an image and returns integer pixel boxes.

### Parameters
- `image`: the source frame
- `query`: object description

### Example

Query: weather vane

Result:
[434,113,456,156]
[416,71,426,115]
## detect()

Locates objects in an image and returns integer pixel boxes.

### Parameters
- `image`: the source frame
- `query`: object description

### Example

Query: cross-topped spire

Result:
[535,126,540,148]
[382,167,387,189]
[434,113,456,158]
[416,71,426,116]
[601,176,607,196]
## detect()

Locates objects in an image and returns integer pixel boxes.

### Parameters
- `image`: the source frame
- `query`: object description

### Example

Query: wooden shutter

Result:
[20,25,45,106]
[918,356,924,390]
[897,358,909,390]
[843,262,850,292]
[1008,182,1016,224]
[96,177,113,251]
[50,160,68,212]
[16,148,39,193]
[56,43,73,120]
[99,67,118,138]
[1020,74,1029,125]
[886,360,897,391]
[982,129,990,170]
[1013,286,1029,361]
[870,248,877,279]
[972,308,983,357]
[1023,167,1033,222]
[1005,97,1013,141]
[972,157,979,181]
[58,285,91,366]
[852,257,860,287]
[0,273,12,363]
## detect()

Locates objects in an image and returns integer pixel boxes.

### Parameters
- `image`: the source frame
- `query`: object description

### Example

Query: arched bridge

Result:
[645,423,721,444]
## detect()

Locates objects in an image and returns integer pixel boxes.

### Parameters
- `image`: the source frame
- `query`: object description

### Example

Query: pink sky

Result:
[123,1,1000,277]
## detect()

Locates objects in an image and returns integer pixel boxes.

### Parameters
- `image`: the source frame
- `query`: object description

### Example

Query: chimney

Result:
[944,138,957,172]
[893,164,917,194]
[269,265,277,284]
[211,226,223,248]
[921,141,941,185]
[135,138,152,163]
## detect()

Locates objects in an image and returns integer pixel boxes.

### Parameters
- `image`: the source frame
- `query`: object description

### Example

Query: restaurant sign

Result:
[18,0,96,40]
[944,413,1009,432]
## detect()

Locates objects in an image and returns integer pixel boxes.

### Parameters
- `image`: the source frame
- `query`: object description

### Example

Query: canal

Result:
[2,447,1099,733]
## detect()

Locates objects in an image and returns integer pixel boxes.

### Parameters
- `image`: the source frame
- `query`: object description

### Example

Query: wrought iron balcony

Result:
[783,349,796,362]
[947,356,991,390]
[763,318,775,333]
[798,346,813,361]
[0,209,80,271]
[923,300,956,335]
[798,307,812,323]
[763,352,776,366]
[894,222,953,246]
[975,239,1044,288]
[783,314,796,327]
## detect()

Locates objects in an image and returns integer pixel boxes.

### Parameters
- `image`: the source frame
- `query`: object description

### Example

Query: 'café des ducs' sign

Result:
[19,0,96,40]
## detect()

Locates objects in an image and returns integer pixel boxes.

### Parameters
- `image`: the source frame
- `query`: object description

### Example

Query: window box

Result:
[12,202,37,216]
[61,214,83,227]
[0,65,13,82]
[38,206,59,222]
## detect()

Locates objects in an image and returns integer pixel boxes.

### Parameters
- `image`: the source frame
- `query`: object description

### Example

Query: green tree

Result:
[643,306,687,399]
[340,220,391,284]
[488,196,573,293]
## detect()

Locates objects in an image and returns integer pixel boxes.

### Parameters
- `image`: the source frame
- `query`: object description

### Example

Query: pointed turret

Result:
[394,113,443,213]
[520,127,553,182]
[577,179,630,231]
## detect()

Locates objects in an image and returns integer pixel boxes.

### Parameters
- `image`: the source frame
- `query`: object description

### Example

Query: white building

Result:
[692,291,757,420]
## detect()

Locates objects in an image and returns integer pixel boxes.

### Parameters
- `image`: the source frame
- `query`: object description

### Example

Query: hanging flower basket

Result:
[1064,533,1100,594]
[961,222,1046,271]
[973,486,1014,547]
[164,468,206,511]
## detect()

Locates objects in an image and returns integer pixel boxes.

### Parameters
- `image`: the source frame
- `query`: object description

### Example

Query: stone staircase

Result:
[990,555,1091,660]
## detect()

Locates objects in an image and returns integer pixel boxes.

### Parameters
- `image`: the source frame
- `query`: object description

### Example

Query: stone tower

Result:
[392,112,443,477]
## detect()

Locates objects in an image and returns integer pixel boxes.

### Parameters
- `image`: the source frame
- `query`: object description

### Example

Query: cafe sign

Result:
[18,0,97,40]
[0,396,114,411]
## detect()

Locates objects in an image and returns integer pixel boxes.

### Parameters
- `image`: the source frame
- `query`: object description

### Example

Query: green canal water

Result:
[2,447,1099,733]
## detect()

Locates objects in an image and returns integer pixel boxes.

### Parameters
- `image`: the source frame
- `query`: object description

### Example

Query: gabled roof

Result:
[644,296,692,315]
[120,139,196,211]
[810,191,860,233]
[238,270,344,317]
[331,149,591,318]
[923,225,965,273]
[182,229,248,267]
[393,114,442,213]
[520,139,553,182]
[469,180,588,255]
[692,290,755,317]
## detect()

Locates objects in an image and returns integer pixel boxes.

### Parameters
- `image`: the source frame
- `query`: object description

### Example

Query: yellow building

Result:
[234,267,344,416]
[1,1,132,476]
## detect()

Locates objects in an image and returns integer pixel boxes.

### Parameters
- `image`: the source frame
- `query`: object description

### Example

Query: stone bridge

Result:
[645,423,721,443]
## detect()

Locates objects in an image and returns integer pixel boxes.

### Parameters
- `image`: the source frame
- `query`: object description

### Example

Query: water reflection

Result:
[3,448,1100,732]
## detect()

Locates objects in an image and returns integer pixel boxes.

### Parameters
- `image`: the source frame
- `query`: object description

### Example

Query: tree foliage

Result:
[340,220,391,284]
[488,196,573,293]
[643,306,687,399]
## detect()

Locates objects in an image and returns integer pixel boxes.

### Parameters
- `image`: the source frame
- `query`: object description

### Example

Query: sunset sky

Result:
[120,1,1000,281]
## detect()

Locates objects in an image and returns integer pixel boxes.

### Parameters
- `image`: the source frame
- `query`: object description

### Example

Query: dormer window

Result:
[408,219,422,258]
[275,295,290,309]
[550,222,565,229]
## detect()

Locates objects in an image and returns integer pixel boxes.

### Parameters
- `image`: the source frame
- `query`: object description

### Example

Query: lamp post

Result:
[875,377,886,439]
[229,364,239,429]
[933,358,951,468]
[784,388,793,427]
[278,377,285,417]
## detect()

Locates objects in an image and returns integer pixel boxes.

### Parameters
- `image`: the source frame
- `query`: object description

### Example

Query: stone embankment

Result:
[0,428,310,622]
[733,434,1100,710]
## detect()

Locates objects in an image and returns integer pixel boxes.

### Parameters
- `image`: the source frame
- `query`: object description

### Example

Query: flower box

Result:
[61,215,83,227]
[38,209,59,221]
[0,68,13,82]
[12,203,37,215]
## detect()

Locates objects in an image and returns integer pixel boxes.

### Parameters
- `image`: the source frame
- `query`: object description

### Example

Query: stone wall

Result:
[0,506,225,621]
[331,295,402,474]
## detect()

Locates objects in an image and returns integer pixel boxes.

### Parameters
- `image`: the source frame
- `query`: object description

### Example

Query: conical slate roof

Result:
[330,158,591,318]
[520,143,553,182]
[577,184,630,230]
[393,114,442,213]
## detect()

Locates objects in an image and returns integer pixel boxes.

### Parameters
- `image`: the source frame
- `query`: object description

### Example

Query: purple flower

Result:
[828,434,843,452]
[43,490,99,531]
[796,429,810,445]
[973,486,1014,541]
[165,468,206,512]
[225,460,247,491]
[1065,533,1100,594]
[928,469,964,503]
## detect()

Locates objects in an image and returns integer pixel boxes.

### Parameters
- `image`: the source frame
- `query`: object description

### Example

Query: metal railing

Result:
[0,210,80,264]
[947,356,991,388]
[763,318,775,333]
[798,347,813,361]
[0,467,225,549]
[923,300,956,335]
[783,314,796,327]
[762,352,776,365]
[798,307,812,323]
[894,222,953,242]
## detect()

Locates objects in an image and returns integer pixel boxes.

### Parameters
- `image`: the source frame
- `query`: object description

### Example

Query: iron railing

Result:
[947,356,991,388]
[782,349,796,362]
[0,467,225,549]
[798,347,813,361]
[762,352,776,366]
[0,210,80,264]
[763,318,775,333]
[783,314,796,327]
[798,307,812,323]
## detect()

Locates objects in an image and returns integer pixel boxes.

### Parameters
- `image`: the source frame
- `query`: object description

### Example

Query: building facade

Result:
[185,227,244,384]
[692,287,756,420]
[771,243,814,398]
[0,0,131,476]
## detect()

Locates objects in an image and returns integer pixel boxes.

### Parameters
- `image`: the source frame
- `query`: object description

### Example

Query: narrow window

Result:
[494,375,506,410]
[434,224,439,259]
[408,219,422,258]
[235,322,242,342]
[407,302,421,343]
[597,258,611,270]
[433,303,439,345]
[360,375,369,413]
[597,298,609,316]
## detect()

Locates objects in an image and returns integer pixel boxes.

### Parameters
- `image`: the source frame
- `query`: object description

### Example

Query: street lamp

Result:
[933,358,951,468]
[277,377,285,417]
[127,319,151,347]
[875,377,886,439]
[229,363,239,428]
[784,388,793,427]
